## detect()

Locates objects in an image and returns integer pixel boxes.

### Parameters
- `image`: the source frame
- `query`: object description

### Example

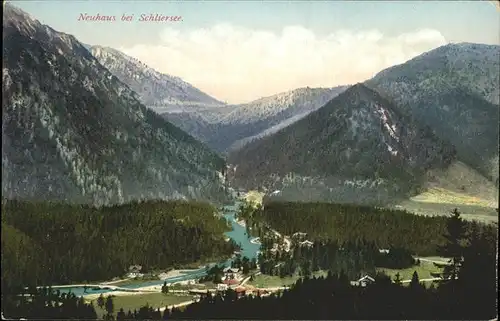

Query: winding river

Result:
[60,201,260,297]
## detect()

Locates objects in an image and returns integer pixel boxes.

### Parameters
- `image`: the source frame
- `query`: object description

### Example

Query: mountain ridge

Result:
[228,83,457,205]
[366,42,500,184]
[90,45,226,111]
[2,4,229,206]
[163,86,349,153]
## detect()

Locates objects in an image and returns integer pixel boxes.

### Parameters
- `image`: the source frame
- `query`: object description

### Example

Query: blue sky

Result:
[8,0,500,103]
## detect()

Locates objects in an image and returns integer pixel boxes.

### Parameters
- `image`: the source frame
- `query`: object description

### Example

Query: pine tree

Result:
[105,296,114,317]
[96,294,105,309]
[163,307,170,319]
[438,208,467,282]
[116,308,125,320]
[409,271,422,290]
[393,272,402,285]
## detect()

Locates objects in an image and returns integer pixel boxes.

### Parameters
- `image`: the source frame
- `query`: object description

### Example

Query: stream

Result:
[59,201,261,297]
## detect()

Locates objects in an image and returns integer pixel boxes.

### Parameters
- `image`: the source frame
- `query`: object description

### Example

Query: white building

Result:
[216,283,229,291]
[127,272,144,278]
[350,275,375,287]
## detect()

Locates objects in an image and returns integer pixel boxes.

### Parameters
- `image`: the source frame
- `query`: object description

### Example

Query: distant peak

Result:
[345,83,373,94]
[3,3,40,33]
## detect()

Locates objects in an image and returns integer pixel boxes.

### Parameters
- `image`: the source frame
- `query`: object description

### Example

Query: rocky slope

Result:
[89,45,226,114]
[228,84,457,205]
[366,43,499,185]
[2,4,228,205]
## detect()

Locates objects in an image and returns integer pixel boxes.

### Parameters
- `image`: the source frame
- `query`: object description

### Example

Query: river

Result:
[59,201,261,297]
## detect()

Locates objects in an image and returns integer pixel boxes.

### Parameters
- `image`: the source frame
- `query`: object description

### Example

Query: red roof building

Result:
[223,278,239,285]
[234,286,246,293]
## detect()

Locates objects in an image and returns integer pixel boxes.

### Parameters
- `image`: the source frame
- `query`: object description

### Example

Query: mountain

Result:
[89,45,226,113]
[2,4,228,205]
[366,43,500,185]
[228,83,456,205]
[89,46,349,153]
[163,86,348,153]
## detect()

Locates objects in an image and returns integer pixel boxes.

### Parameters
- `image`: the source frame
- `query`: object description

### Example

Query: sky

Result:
[9,0,500,104]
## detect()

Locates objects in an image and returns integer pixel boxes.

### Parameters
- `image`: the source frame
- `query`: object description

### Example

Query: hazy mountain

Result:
[2,4,228,206]
[89,45,226,113]
[366,43,499,185]
[228,84,456,205]
[90,45,349,153]
[163,86,348,153]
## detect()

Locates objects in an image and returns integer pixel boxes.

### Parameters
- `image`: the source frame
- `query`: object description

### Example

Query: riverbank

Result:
[250,237,261,245]
[236,219,246,227]
[48,202,260,299]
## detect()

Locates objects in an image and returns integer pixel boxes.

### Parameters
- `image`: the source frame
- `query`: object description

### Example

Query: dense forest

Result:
[1,199,237,292]
[1,203,497,319]
[149,210,499,320]
[257,236,417,281]
[239,201,497,256]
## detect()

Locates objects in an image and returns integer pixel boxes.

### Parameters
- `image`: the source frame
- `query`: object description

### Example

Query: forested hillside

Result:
[229,84,456,205]
[367,43,500,185]
[3,4,228,205]
[1,200,236,290]
[240,201,497,256]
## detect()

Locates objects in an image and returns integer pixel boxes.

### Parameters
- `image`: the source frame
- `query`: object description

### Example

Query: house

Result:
[299,240,314,247]
[351,275,375,287]
[128,265,142,273]
[127,272,144,278]
[234,286,246,298]
[223,278,239,286]
[216,283,229,291]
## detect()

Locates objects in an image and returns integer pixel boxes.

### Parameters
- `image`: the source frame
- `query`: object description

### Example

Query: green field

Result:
[249,261,443,288]
[377,260,443,281]
[248,271,328,288]
[88,293,192,318]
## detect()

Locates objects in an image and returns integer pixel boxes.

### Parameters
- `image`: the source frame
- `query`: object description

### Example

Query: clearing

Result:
[89,293,192,318]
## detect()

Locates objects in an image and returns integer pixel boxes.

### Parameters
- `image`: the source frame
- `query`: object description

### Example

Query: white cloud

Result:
[119,25,447,104]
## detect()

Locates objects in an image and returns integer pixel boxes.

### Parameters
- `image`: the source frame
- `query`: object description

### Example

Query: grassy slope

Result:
[394,161,498,223]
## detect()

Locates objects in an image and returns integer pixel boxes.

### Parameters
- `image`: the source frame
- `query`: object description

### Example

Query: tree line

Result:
[257,235,417,281]
[1,199,237,293]
[239,201,496,256]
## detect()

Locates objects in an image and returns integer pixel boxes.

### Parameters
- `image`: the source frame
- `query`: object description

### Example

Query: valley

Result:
[1,2,498,320]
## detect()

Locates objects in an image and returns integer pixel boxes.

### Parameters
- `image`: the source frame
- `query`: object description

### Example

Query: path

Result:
[239,276,252,286]
[159,300,196,312]
[400,277,443,283]
[416,258,451,265]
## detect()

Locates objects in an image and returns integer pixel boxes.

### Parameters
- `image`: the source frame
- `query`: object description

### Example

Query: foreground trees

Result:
[2,203,496,320]
[2,286,98,320]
